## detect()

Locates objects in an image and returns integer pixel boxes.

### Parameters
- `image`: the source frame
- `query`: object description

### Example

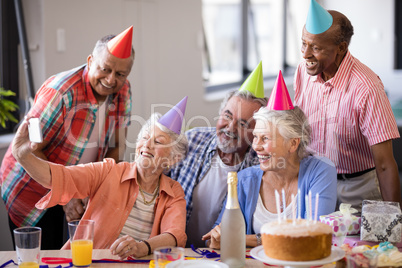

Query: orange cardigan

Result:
[36,158,187,249]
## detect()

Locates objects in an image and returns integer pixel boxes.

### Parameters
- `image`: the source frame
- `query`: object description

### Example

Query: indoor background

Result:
[0,0,401,250]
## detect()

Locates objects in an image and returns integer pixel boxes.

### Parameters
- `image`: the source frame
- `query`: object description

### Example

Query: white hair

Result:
[219,90,268,114]
[253,106,312,159]
[136,113,188,169]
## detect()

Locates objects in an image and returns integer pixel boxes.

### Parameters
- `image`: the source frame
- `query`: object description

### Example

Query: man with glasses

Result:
[169,62,268,247]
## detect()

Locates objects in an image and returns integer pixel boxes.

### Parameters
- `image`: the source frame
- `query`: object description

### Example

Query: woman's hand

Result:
[10,116,52,188]
[110,235,147,259]
[12,117,38,161]
[202,224,221,249]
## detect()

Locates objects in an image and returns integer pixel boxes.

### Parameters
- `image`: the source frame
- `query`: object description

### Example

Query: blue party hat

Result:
[305,0,333,34]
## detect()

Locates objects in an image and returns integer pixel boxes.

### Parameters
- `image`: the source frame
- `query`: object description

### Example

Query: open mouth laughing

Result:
[257,154,271,162]
[100,81,113,89]
[140,151,154,158]
[305,61,317,68]
[219,129,238,140]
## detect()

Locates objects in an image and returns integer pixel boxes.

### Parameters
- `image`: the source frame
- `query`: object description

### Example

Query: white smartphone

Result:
[28,118,43,143]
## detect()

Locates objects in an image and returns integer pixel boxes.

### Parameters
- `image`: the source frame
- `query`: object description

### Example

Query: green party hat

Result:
[239,61,265,98]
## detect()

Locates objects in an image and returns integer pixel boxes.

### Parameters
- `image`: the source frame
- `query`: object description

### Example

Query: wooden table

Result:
[0,248,268,267]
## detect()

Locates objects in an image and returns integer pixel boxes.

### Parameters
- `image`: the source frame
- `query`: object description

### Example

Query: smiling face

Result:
[87,48,133,102]
[135,125,173,173]
[300,26,347,81]
[252,120,292,171]
[216,96,262,155]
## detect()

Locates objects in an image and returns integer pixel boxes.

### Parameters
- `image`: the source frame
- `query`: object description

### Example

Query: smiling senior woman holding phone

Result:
[11,97,189,259]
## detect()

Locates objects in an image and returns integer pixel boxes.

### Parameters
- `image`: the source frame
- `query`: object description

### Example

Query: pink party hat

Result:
[266,71,294,110]
[107,26,133,58]
[305,0,333,34]
[238,61,265,98]
[158,96,188,134]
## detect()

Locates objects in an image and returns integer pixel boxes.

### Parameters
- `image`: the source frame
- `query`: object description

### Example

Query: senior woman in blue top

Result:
[203,72,337,249]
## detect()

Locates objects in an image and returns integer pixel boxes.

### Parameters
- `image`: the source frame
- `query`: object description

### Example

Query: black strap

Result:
[142,240,152,255]
[337,167,375,180]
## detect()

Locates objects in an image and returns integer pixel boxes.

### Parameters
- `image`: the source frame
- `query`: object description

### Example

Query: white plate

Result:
[166,259,229,268]
[250,245,345,268]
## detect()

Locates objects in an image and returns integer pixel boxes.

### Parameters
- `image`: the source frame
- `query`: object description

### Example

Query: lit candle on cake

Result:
[297,189,301,219]
[291,193,296,225]
[275,190,281,223]
[314,192,319,223]
[308,190,312,221]
[282,188,286,220]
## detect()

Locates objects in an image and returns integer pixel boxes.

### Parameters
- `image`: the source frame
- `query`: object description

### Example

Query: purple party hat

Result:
[158,96,188,134]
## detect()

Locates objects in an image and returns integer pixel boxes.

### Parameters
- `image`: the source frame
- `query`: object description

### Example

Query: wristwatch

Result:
[256,233,262,246]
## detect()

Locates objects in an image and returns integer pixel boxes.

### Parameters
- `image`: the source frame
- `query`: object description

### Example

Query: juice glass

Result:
[154,247,184,268]
[17,262,39,268]
[68,220,95,267]
[13,227,41,268]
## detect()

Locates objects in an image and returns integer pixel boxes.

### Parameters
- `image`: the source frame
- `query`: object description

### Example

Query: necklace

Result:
[138,180,160,206]
[278,181,298,210]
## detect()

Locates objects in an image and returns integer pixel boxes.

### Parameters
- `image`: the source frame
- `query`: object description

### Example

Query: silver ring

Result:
[127,245,131,251]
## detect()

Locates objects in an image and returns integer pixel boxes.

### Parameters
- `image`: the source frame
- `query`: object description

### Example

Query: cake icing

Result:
[261,219,333,236]
[261,219,333,261]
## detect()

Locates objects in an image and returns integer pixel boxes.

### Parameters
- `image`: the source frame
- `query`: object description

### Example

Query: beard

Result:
[216,130,240,154]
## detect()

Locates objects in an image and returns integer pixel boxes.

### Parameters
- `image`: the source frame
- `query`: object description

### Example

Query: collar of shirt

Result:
[82,65,99,106]
[120,162,176,198]
[313,50,354,93]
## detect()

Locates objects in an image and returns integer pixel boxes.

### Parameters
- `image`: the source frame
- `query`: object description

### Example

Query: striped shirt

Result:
[294,51,399,174]
[0,64,132,227]
[119,190,157,241]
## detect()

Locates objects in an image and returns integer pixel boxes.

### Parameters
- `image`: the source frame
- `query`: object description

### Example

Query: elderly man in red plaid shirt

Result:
[0,26,134,249]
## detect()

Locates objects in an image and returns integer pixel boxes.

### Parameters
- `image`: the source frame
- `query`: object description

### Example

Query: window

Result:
[0,0,20,134]
[396,0,402,69]
[202,0,309,93]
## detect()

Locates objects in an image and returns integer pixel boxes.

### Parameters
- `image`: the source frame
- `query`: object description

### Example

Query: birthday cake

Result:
[261,219,333,261]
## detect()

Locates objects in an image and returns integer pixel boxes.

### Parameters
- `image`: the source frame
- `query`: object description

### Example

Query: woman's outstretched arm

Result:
[12,117,52,188]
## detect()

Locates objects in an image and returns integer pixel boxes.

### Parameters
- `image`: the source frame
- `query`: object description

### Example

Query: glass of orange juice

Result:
[68,220,95,267]
[13,227,41,268]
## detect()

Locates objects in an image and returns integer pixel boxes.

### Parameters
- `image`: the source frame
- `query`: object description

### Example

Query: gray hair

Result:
[92,34,135,60]
[328,10,354,47]
[219,90,268,114]
[136,113,188,169]
[253,106,312,159]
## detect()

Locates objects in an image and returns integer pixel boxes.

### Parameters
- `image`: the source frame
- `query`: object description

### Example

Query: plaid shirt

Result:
[169,127,259,223]
[0,64,132,227]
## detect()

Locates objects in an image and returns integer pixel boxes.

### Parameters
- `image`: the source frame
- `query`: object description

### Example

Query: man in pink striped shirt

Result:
[294,9,401,211]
